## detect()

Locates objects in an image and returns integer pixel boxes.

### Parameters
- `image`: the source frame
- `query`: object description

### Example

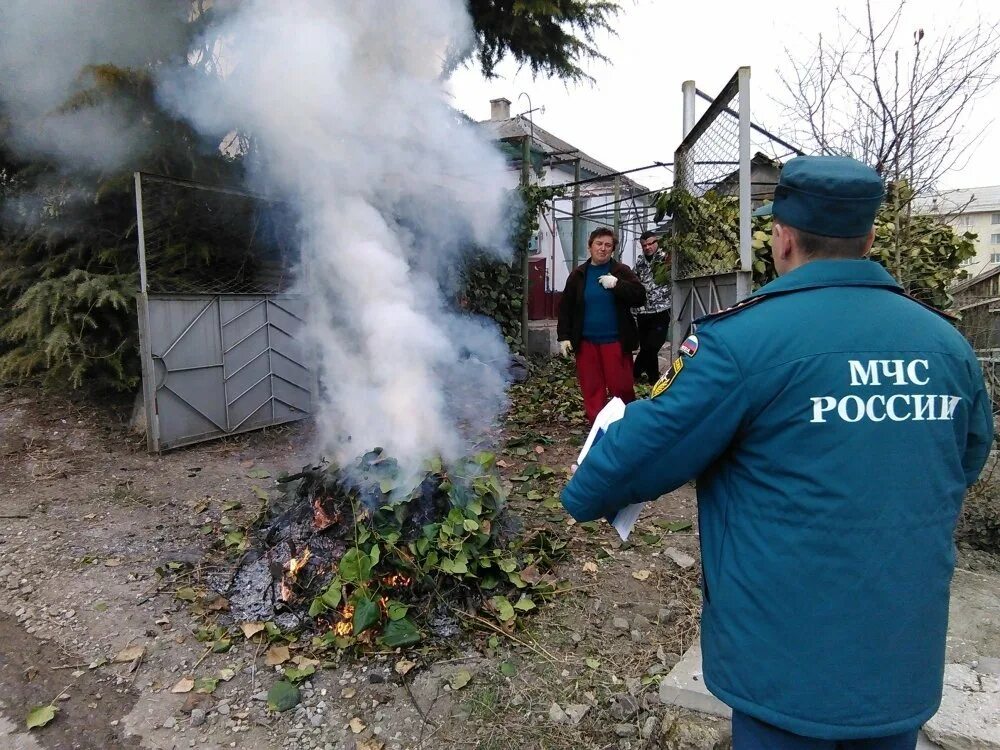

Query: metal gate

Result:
[134,173,312,452]
[670,67,752,351]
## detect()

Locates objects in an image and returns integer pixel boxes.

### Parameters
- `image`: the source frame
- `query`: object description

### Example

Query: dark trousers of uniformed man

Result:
[632,308,670,383]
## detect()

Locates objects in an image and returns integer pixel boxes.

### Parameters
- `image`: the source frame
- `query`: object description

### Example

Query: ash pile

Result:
[225,449,555,649]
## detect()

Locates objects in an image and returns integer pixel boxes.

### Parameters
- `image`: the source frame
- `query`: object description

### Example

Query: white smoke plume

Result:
[0,0,189,171]
[158,0,516,476]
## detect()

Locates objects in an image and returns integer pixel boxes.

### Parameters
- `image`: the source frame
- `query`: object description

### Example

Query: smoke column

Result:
[158,0,516,475]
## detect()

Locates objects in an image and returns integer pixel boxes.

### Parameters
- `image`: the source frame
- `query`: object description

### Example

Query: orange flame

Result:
[279,548,312,602]
[333,603,355,637]
[285,548,312,577]
[381,573,412,588]
[312,498,339,530]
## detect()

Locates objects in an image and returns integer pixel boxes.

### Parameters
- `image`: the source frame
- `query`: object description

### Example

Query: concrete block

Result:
[659,641,731,719]
[923,663,1000,750]
[526,320,558,356]
[661,641,944,749]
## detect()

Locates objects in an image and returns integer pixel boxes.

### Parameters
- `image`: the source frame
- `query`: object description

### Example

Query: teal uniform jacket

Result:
[562,259,993,740]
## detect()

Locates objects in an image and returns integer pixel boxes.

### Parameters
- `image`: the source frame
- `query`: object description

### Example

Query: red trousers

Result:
[575,340,636,424]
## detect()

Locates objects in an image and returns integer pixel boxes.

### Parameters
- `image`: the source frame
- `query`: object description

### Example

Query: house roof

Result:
[915,185,1000,216]
[477,115,649,192]
[950,263,1000,295]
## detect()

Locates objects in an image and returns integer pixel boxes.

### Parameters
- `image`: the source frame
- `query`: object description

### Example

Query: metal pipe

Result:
[737,66,753,301]
[520,135,531,347]
[572,158,582,268]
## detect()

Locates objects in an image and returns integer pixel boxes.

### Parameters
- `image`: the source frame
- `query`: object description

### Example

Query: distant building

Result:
[950,265,1000,349]
[917,185,1000,277]
[711,152,782,208]
[477,97,657,316]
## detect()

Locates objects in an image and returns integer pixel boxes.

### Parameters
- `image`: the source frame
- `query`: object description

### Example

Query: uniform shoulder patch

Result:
[651,357,684,398]
[679,334,699,357]
[694,294,771,325]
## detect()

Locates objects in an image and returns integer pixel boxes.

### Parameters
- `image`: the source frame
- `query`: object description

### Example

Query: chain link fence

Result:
[136,173,298,295]
[672,71,749,282]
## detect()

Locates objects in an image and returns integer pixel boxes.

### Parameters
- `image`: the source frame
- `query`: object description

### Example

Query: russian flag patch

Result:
[680,334,699,358]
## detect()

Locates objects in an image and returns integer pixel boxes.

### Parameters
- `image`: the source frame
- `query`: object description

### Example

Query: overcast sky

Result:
[447,0,1000,192]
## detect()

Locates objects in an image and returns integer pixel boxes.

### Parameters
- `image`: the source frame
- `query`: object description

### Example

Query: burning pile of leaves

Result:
[225,449,562,651]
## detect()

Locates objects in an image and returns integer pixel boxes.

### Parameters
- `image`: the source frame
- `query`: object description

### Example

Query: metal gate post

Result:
[671,80,698,353]
[134,172,160,452]
[736,66,753,301]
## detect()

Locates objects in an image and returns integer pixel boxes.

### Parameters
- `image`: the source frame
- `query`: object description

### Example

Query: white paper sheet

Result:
[575,398,644,541]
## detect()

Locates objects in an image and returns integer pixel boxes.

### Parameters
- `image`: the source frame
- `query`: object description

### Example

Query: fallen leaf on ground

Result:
[240,622,265,639]
[292,656,320,669]
[266,680,299,712]
[171,677,194,694]
[206,596,229,611]
[26,705,56,730]
[348,717,366,734]
[342,687,356,699]
[357,741,384,750]
[265,645,290,666]
[585,658,601,670]
[218,668,236,682]
[582,561,598,574]
[631,569,651,581]
[113,645,145,663]
[449,670,472,690]
[394,659,416,676]
[194,677,218,694]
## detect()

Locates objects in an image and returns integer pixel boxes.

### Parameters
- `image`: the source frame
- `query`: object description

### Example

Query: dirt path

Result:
[0,380,703,750]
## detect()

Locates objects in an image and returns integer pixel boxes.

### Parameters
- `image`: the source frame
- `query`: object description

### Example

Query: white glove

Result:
[598,274,618,290]
[559,340,573,358]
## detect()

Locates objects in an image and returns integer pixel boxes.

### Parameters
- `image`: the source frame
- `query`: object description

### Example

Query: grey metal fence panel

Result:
[673,273,739,340]
[143,294,311,451]
[670,68,752,351]
[134,172,312,452]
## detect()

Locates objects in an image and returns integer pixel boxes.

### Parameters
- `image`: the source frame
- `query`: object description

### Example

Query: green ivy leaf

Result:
[321,580,343,609]
[449,670,472,690]
[490,595,515,622]
[283,665,315,683]
[387,601,410,621]
[380,617,421,647]
[513,596,535,612]
[194,677,219,694]
[26,705,56,730]
[352,596,380,635]
[266,680,300,712]
[339,548,373,583]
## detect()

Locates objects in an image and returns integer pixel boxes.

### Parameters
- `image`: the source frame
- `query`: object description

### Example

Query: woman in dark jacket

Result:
[557,227,647,423]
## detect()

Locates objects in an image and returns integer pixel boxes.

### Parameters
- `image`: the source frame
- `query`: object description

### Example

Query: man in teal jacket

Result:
[561,156,994,749]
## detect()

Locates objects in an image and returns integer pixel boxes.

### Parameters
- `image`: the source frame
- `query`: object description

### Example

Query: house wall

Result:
[947,209,1000,277]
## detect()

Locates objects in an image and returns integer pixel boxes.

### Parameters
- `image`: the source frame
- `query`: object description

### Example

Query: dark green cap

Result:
[752,155,885,238]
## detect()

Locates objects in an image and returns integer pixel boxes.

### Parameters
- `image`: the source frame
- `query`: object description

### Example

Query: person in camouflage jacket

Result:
[631,231,671,382]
